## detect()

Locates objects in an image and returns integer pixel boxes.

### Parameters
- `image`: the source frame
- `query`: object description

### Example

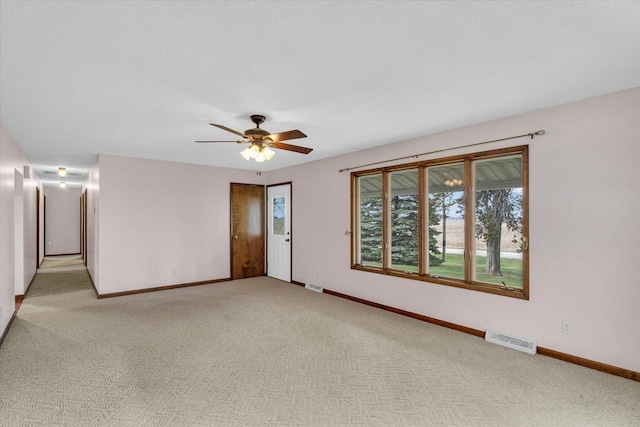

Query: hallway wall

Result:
[0,123,40,338]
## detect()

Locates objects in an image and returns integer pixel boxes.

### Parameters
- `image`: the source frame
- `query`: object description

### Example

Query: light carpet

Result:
[1,270,639,426]
[38,255,86,273]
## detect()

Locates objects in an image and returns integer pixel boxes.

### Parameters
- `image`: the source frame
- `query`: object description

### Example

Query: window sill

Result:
[351,264,529,300]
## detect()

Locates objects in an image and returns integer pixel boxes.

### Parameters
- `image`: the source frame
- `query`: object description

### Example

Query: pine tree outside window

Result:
[357,173,383,268]
[390,169,419,272]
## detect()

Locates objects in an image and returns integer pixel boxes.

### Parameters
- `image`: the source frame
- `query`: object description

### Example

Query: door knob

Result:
[233,235,239,240]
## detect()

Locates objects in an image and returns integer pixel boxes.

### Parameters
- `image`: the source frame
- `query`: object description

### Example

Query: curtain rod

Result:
[338,130,545,173]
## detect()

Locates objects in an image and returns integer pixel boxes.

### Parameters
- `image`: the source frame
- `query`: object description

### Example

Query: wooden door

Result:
[230,183,265,279]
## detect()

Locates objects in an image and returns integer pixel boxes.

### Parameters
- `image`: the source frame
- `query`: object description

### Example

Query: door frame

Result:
[36,186,40,269]
[266,182,293,282]
[43,195,46,257]
[81,189,87,266]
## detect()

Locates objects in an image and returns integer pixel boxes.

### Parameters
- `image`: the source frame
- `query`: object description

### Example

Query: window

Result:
[472,156,525,288]
[358,173,383,268]
[272,197,286,235]
[390,169,419,272]
[428,163,465,280]
[351,146,528,299]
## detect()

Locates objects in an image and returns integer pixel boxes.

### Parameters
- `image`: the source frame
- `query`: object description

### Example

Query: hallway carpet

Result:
[1,270,639,426]
[38,255,86,273]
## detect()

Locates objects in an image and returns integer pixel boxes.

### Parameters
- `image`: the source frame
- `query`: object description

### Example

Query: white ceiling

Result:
[1,1,639,186]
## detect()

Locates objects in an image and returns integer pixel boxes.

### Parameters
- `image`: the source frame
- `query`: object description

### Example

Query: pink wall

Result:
[0,123,40,338]
[44,186,82,255]
[267,88,640,373]
[95,154,264,294]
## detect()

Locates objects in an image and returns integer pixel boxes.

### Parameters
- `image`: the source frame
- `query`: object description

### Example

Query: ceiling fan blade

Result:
[210,123,248,138]
[195,140,244,143]
[269,141,313,154]
[267,129,307,142]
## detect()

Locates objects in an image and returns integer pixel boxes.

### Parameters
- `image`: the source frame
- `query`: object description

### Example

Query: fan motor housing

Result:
[247,115,269,137]
[245,127,270,137]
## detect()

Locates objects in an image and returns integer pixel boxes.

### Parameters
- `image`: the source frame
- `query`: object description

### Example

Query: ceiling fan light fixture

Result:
[240,143,276,162]
[444,178,463,187]
[60,181,66,188]
[262,147,275,161]
[240,147,254,161]
[58,167,66,177]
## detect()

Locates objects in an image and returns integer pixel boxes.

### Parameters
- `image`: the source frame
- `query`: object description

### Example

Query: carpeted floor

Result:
[1,270,639,426]
[38,255,86,273]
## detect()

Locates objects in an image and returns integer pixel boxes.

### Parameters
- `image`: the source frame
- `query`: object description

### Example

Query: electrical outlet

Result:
[562,320,572,335]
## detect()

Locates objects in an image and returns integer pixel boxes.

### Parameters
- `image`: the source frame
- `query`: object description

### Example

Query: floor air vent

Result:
[485,329,536,355]
[305,283,323,293]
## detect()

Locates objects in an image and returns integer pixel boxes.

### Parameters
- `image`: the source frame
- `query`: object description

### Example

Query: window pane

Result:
[427,164,465,279]
[272,197,285,235]
[473,155,523,288]
[390,169,419,271]
[359,174,383,267]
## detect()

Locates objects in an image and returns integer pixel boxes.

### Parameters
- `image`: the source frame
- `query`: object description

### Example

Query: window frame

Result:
[351,145,529,300]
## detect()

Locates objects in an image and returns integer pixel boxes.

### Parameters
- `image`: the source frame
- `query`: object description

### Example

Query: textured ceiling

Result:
[1,1,639,186]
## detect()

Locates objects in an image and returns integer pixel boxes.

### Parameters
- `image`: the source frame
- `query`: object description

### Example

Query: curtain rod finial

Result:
[535,130,545,135]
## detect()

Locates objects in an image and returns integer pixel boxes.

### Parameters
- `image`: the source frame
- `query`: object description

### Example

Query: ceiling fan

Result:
[196,115,313,162]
